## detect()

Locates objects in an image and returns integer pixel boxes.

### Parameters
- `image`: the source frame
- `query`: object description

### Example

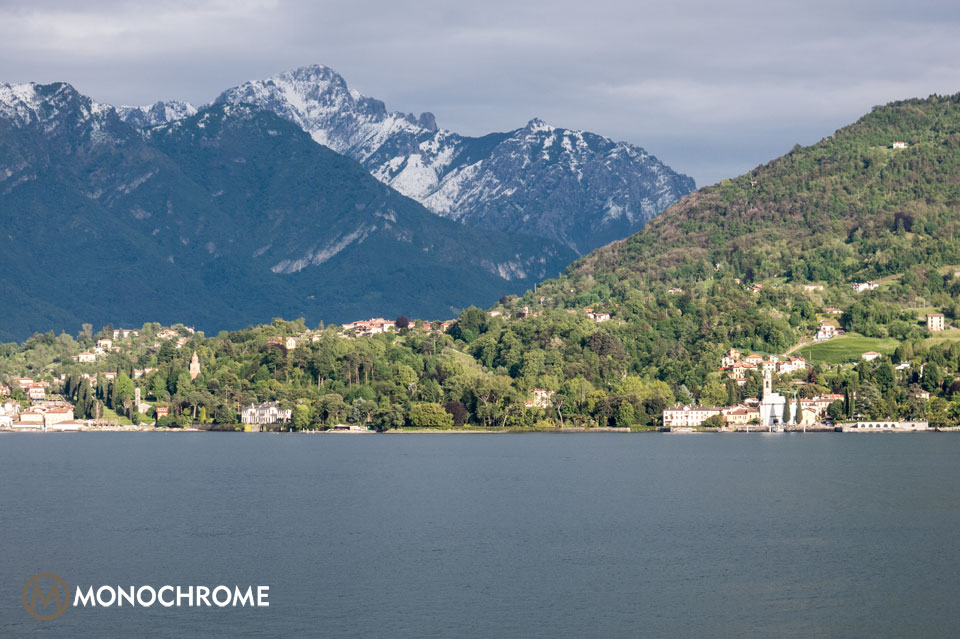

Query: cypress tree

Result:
[726,379,737,406]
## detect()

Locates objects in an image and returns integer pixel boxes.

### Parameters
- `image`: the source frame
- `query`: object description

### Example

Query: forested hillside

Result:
[574,93,960,286]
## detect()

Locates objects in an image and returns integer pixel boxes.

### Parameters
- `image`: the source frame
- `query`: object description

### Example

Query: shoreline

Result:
[3,426,958,435]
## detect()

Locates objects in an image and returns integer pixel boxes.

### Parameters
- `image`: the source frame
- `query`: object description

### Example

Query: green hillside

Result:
[471,93,960,423]
[572,94,960,288]
[506,94,960,372]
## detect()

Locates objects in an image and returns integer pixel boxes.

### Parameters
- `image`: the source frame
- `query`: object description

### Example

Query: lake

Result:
[2,432,959,638]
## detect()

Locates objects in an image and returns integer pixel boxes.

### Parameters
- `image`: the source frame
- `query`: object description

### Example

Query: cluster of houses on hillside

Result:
[666,369,844,430]
[583,308,611,322]
[341,318,396,336]
[0,378,84,431]
[720,348,808,386]
[339,317,453,336]
[5,403,82,431]
[0,368,172,432]
[562,307,610,322]
[9,378,50,400]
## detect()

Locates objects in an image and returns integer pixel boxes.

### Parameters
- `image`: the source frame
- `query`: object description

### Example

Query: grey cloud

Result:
[1,0,959,185]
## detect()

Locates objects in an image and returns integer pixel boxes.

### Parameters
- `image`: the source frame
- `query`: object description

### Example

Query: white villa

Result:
[663,405,722,428]
[926,313,945,332]
[815,322,838,342]
[525,388,555,409]
[777,357,808,375]
[241,402,292,426]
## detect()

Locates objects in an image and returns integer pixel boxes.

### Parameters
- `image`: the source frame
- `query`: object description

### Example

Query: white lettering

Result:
[137,586,157,607]
[72,583,270,609]
[96,586,116,607]
[73,586,96,607]
[176,586,193,607]
[158,585,175,607]
[212,585,231,607]
[117,586,135,607]
[232,586,254,607]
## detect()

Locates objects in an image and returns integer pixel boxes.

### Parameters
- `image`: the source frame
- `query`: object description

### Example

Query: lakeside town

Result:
[0,296,955,434]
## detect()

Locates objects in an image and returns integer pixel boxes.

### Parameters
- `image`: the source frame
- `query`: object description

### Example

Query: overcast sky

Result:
[2,0,959,185]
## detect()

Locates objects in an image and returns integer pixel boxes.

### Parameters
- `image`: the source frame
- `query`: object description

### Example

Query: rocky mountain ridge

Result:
[114,64,694,253]
[0,81,574,340]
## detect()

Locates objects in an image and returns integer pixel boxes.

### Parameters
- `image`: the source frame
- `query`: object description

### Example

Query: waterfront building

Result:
[663,405,722,428]
[759,370,790,427]
[722,406,760,425]
[525,388,554,409]
[241,402,292,426]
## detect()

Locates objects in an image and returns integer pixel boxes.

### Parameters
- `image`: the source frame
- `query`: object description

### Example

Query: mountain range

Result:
[0,81,575,341]
[0,65,694,341]
[121,64,695,254]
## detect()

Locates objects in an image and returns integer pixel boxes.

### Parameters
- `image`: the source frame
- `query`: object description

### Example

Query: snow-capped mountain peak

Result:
[524,117,552,132]
[210,65,694,252]
[100,64,694,253]
[0,81,114,130]
[116,100,197,127]
[213,64,438,160]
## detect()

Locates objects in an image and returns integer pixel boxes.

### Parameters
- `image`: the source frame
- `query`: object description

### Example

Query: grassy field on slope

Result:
[796,334,899,364]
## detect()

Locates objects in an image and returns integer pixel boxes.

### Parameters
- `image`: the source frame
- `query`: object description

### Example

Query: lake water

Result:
[2,432,959,638]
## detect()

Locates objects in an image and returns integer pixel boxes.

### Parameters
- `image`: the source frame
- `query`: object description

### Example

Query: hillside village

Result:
[1,269,958,434]
[1,319,438,431]
[0,299,630,433]
[651,275,954,431]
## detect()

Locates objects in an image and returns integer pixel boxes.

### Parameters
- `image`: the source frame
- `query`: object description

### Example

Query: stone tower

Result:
[762,369,772,398]
[189,351,201,380]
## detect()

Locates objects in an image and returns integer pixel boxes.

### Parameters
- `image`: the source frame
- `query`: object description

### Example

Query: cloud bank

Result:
[2,0,959,184]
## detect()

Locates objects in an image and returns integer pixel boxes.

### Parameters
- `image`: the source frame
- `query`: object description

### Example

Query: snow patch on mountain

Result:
[115,64,695,254]
[0,82,115,133]
[116,101,197,127]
